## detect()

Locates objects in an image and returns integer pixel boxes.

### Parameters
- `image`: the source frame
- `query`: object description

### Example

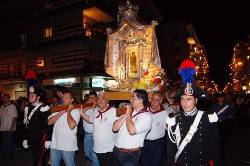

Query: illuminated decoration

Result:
[104,1,163,91]
[228,39,250,93]
[187,37,196,45]
[105,80,119,90]
[187,33,209,91]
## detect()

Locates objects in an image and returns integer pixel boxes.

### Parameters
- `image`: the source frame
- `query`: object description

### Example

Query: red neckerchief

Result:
[132,107,148,118]
[149,107,165,114]
[3,103,11,108]
[96,105,112,120]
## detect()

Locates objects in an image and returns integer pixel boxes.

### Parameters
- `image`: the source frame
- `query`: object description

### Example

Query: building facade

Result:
[0,0,115,100]
[228,37,250,93]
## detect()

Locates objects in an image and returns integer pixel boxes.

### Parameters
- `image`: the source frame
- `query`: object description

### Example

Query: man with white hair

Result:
[80,91,117,166]
[141,91,168,166]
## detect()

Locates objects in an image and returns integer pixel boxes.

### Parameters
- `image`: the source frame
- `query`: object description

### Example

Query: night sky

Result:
[0,0,249,88]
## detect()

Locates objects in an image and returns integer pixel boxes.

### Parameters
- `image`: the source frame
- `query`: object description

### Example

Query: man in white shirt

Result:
[141,91,168,166]
[82,91,100,166]
[113,89,152,166]
[0,94,17,159]
[48,90,80,166]
[80,91,117,166]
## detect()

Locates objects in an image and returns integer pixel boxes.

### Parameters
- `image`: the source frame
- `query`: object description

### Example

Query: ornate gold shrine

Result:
[104,1,163,92]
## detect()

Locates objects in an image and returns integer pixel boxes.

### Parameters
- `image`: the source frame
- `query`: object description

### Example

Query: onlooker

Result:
[0,94,18,159]
[162,88,180,114]
[55,85,67,105]
[82,91,100,166]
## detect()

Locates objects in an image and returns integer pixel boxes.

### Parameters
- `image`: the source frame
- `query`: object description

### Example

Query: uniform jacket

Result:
[166,109,221,166]
[23,103,52,141]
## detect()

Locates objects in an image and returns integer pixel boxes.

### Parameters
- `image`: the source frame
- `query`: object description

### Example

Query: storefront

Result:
[0,81,27,100]
[42,75,113,99]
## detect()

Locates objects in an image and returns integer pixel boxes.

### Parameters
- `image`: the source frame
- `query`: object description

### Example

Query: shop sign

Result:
[92,78,105,88]
[54,78,76,87]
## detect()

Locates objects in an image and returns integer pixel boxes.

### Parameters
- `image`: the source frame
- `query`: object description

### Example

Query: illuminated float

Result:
[104,1,166,100]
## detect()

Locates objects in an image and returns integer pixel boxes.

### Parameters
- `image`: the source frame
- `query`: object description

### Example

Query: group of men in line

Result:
[0,83,224,166]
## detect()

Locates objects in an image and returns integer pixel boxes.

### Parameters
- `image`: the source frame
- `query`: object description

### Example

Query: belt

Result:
[145,137,164,143]
[85,132,93,134]
[118,147,140,153]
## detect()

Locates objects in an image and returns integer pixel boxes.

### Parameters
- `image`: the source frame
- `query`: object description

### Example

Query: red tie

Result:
[96,105,112,120]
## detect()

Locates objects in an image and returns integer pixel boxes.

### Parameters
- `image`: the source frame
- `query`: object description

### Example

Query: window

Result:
[83,15,92,38]
[36,58,45,68]
[43,27,53,38]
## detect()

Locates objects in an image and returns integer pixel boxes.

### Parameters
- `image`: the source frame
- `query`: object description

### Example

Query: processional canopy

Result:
[105,1,165,91]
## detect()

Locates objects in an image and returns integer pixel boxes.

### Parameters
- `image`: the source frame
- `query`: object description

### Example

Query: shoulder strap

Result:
[175,111,204,161]
[27,103,43,121]
[217,105,229,115]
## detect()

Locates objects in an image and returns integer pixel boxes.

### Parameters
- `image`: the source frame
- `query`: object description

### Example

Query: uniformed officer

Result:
[23,85,52,166]
[166,60,221,166]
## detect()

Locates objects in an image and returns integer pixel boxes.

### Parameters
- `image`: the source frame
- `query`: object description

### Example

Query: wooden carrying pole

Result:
[50,102,128,117]
[50,103,93,112]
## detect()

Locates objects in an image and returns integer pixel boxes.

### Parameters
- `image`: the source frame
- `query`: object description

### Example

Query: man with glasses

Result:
[113,89,152,166]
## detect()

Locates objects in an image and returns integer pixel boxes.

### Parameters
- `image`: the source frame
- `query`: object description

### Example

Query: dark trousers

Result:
[30,139,48,166]
[113,147,141,166]
[141,137,165,166]
[0,131,16,158]
[96,152,115,166]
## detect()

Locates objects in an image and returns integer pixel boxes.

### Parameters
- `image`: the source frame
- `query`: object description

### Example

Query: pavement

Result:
[0,138,92,166]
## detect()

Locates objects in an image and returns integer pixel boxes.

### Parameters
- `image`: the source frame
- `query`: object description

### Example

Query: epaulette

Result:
[166,112,180,126]
[40,105,50,112]
[208,112,218,123]
[24,106,28,112]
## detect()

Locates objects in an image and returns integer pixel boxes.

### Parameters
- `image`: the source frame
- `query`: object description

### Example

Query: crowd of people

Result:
[0,83,249,166]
